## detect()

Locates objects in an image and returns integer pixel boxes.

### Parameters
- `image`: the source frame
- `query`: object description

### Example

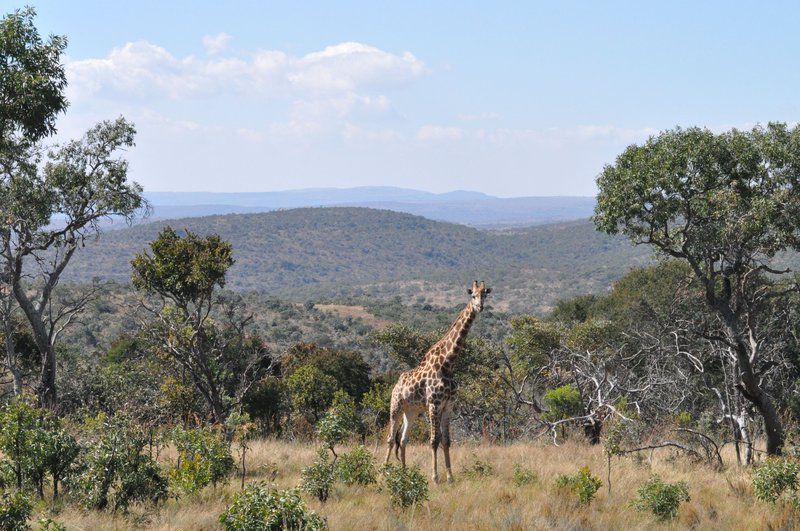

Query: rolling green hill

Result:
[64,207,651,313]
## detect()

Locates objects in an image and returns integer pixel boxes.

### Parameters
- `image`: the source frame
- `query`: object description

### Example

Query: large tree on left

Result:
[0,8,144,408]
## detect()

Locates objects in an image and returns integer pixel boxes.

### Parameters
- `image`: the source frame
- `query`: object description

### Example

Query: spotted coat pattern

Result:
[384,280,491,483]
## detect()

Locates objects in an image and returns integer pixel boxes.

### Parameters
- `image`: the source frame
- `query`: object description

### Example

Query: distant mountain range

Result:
[142,187,596,228]
[65,207,648,313]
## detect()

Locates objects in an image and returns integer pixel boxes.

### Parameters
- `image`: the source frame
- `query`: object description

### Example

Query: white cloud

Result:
[66,40,426,101]
[202,32,232,55]
[416,125,464,141]
[457,111,501,122]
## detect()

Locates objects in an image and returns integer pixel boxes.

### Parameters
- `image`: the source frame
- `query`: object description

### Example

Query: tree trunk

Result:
[11,281,57,409]
[724,320,783,455]
[40,344,57,409]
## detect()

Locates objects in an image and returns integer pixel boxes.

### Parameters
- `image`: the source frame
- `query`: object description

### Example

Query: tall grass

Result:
[49,438,793,530]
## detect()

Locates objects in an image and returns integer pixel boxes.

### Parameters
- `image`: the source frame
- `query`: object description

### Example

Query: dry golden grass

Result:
[45,439,795,530]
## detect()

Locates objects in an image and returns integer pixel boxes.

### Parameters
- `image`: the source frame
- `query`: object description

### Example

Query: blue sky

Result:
[16,1,800,196]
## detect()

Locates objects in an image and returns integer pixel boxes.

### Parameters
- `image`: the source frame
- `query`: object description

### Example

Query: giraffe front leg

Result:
[428,403,442,484]
[441,403,453,483]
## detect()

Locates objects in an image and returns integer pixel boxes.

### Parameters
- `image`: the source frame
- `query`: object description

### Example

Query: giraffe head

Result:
[467,280,491,312]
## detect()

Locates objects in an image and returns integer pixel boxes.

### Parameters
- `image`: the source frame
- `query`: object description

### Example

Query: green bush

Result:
[316,390,358,456]
[300,449,337,502]
[169,427,235,495]
[219,484,325,531]
[542,384,583,422]
[337,446,377,486]
[0,397,79,498]
[382,464,429,508]
[462,456,494,479]
[512,465,537,487]
[37,517,66,531]
[0,490,32,531]
[71,416,167,511]
[555,466,602,505]
[753,458,800,503]
[633,476,690,520]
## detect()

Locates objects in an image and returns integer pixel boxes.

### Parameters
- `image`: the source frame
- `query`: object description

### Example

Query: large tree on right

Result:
[594,123,800,455]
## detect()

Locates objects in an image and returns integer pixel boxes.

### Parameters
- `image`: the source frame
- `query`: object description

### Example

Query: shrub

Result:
[169,427,235,495]
[462,456,494,479]
[633,476,690,520]
[337,446,377,486]
[512,465,537,487]
[116,454,169,509]
[219,484,325,531]
[0,397,78,498]
[37,517,66,531]
[542,384,583,422]
[300,449,337,502]
[555,466,602,505]
[382,464,429,508]
[71,416,168,511]
[753,458,800,503]
[316,390,358,456]
[0,490,32,531]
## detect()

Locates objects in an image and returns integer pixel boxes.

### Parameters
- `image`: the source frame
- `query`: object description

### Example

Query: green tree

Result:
[0,9,144,408]
[281,343,371,400]
[595,123,800,455]
[285,365,338,422]
[132,227,273,424]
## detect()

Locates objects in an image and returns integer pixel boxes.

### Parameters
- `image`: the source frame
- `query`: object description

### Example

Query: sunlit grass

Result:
[47,438,793,530]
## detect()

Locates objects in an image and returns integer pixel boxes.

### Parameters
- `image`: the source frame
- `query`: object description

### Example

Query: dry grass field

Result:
[48,439,795,530]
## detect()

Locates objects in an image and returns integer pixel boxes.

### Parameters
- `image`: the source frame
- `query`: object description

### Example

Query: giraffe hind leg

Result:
[385,402,404,465]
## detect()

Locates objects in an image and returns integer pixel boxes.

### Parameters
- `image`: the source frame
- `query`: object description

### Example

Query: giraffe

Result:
[384,280,491,483]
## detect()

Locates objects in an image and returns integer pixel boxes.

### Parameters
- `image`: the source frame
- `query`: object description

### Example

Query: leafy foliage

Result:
[512,465,537,487]
[542,384,583,422]
[286,365,338,423]
[316,390,359,455]
[752,458,800,503]
[169,427,234,494]
[462,456,494,479]
[300,449,337,503]
[71,416,167,511]
[0,490,32,531]
[337,446,377,486]
[382,464,429,508]
[555,466,602,505]
[219,484,325,531]
[633,476,690,520]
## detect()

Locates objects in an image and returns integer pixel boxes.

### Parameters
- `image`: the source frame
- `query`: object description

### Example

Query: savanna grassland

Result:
[50,439,789,530]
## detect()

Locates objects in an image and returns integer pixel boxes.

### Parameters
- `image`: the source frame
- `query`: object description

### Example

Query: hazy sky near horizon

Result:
[21,1,800,196]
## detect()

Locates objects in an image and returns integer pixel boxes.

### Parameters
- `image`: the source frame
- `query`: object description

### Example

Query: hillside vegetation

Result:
[64,207,649,313]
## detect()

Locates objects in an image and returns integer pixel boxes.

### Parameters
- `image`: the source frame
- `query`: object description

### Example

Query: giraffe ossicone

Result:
[384,280,492,484]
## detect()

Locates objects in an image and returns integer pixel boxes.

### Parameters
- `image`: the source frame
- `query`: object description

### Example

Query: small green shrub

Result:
[219,484,325,531]
[633,476,690,520]
[462,456,494,479]
[37,517,67,531]
[555,466,602,505]
[169,427,235,495]
[0,490,32,531]
[71,416,168,511]
[300,449,337,502]
[753,458,800,503]
[337,446,377,486]
[542,384,583,422]
[512,465,537,487]
[382,464,429,508]
[316,390,358,456]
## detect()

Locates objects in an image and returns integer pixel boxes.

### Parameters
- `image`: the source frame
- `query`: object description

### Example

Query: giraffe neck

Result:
[437,302,477,367]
